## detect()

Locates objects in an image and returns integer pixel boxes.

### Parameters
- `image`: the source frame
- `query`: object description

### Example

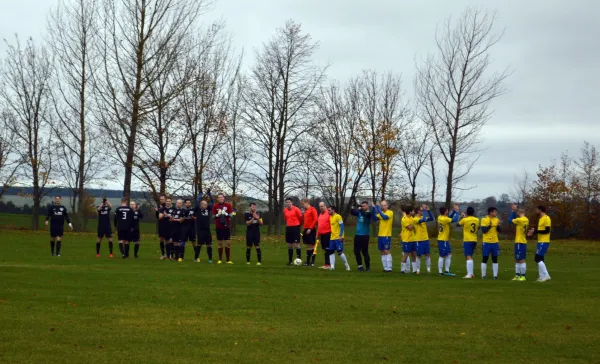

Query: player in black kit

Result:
[114,197,134,259]
[183,199,196,261]
[45,196,73,256]
[245,203,264,265]
[96,197,113,258]
[195,190,214,263]
[170,199,185,261]
[131,201,143,258]
[155,195,167,259]
[158,197,174,259]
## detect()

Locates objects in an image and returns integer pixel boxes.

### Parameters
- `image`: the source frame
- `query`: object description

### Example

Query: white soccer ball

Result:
[293,258,303,266]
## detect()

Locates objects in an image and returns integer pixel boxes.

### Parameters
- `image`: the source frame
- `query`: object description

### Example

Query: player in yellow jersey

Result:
[327,206,350,271]
[400,207,416,273]
[437,204,460,276]
[414,205,434,274]
[480,207,501,280]
[509,203,529,281]
[528,205,552,282]
[373,201,394,272]
[458,206,479,279]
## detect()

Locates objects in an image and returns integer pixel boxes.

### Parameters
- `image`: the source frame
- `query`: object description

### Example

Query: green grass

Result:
[1,229,599,364]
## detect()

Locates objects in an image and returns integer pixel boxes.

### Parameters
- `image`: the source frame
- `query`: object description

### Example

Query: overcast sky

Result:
[2,0,599,201]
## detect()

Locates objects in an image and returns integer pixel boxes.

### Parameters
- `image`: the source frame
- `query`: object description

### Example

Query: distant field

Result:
[0,224,599,363]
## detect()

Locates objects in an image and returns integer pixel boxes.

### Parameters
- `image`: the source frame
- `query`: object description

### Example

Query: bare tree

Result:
[428,151,438,213]
[574,141,600,213]
[397,120,431,205]
[511,170,531,205]
[244,20,326,234]
[47,0,104,229]
[0,113,20,199]
[0,37,55,229]
[415,8,510,208]
[94,0,208,199]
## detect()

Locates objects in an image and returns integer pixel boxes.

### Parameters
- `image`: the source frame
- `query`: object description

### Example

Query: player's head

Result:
[301,198,311,209]
[415,205,423,215]
[402,206,412,215]
[217,193,225,203]
[250,202,257,212]
[488,207,497,217]
[380,200,388,211]
[200,199,208,209]
[518,208,525,217]
[176,199,183,208]
[536,205,546,216]
[361,201,369,211]
[319,201,327,213]
[285,198,293,209]
[129,201,136,210]
[439,207,448,216]
[327,205,337,215]
[121,197,128,205]
[166,197,172,207]
[184,199,192,208]
[54,196,61,205]
[466,206,475,216]
[159,195,166,204]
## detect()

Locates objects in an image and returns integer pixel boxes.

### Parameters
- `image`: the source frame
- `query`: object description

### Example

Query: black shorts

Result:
[131,230,140,242]
[197,229,213,245]
[216,228,231,241]
[354,235,370,248]
[286,226,301,244]
[117,230,131,241]
[182,227,195,242]
[319,232,331,248]
[303,228,316,245]
[158,224,171,240]
[246,231,261,247]
[97,227,112,238]
[50,225,64,238]
[170,230,182,243]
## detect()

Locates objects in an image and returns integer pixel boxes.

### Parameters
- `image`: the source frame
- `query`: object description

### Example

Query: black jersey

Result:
[170,208,185,231]
[245,211,261,234]
[158,205,171,227]
[184,207,196,228]
[133,210,143,231]
[114,206,134,231]
[97,205,111,229]
[46,204,70,226]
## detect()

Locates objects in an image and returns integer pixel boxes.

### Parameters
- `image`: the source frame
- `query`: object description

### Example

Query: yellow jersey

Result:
[459,216,479,242]
[413,216,429,241]
[330,213,344,240]
[512,216,529,244]
[537,215,551,243]
[375,209,394,237]
[437,215,453,241]
[401,215,416,242]
[481,216,500,243]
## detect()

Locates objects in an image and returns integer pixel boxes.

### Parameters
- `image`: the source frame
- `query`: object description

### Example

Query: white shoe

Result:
[160,255,166,260]
[416,270,420,275]
[329,266,335,271]
[345,263,351,271]
[427,268,431,273]
[536,277,545,282]
[545,276,551,281]
[463,274,474,279]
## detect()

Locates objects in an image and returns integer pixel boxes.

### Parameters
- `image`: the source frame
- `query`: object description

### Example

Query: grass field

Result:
[1,227,599,363]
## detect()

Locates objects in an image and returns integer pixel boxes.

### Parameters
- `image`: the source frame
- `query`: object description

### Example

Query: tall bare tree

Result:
[574,141,600,214]
[47,0,104,229]
[0,37,55,229]
[397,121,431,205]
[94,0,207,199]
[0,112,20,199]
[245,20,326,234]
[415,8,510,208]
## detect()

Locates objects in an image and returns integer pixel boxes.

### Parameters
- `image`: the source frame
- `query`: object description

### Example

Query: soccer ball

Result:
[293,258,303,266]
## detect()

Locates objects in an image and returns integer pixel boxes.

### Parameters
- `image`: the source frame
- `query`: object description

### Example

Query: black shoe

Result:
[366,268,371,272]
[493,276,498,280]
[303,263,310,266]
[51,253,55,256]
[358,266,364,271]
[122,255,127,259]
[287,262,293,266]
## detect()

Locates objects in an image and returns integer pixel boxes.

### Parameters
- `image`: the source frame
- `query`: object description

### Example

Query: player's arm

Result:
[370,206,379,221]
[207,190,214,210]
[45,206,52,225]
[375,205,389,220]
[245,213,253,226]
[338,219,344,239]
[211,204,219,219]
[97,204,103,211]
[418,209,428,223]
[449,211,460,223]
[508,211,517,224]
[258,213,264,225]
[114,209,118,229]
[350,208,358,217]
[195,192,203,208]
[481,218,491,233]
[297,207,303,225]
[64,209,73,229]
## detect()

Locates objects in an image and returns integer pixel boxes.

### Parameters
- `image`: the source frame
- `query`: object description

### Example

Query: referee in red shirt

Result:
[301,198,318,266]
[283,198,303,265]
[317,201,332,269]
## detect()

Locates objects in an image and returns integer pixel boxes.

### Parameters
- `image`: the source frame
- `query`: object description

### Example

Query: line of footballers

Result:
[45,193,553,281]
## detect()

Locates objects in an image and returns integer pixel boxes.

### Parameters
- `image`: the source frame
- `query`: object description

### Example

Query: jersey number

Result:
[122,211,127,220]
[438,224,443,232]
[470,223,477,234]
[523,224,528,234]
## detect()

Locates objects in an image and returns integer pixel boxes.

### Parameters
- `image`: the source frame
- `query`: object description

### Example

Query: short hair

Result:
[55,196,62,199]
[177,199,183,204]
[328,205,337,212]
[466,206,475,216]
[159,194,166,198]
[217,193,225,197]
[285,198,292,203]
[518,208,525,214]
[361,200,368,205]
[488,207,497,214]
[166,197,172,201]
[121,197,128,203]
[403,206,413,214]
[439,207,448,215]
[184,199,191,203]
[301,198,310,204]
[537,205,547,213]
[250,202,256,207]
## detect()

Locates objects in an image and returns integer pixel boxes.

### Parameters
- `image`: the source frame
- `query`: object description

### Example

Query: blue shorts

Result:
[514,243,527,260]
[463,242,477,257]
[482,242,499,257]
[378,237,391,251]
[329,239,344,252]
[417,240,430,256]
[438,241,452,256]
[402,242,417,253]
[536,243,550,256]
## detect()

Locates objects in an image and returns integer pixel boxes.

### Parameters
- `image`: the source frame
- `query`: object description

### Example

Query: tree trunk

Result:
[430,152,437,214]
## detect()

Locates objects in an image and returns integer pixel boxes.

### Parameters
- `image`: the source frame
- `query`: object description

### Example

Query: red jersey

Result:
[283,206,303,227]
[303,206,318,230]
[317,211,331,235]
[212,202,233,229]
